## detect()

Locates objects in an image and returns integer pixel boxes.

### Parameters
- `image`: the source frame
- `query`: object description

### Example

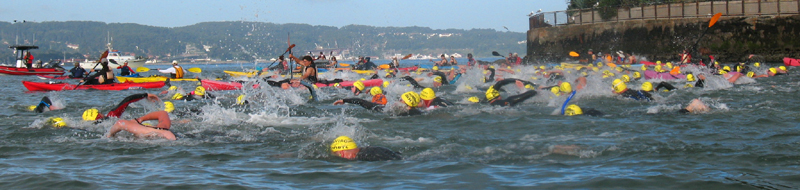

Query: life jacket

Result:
[174,65,184,78]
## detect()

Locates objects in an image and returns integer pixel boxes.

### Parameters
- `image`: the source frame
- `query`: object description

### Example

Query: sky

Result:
[0,0,566,33]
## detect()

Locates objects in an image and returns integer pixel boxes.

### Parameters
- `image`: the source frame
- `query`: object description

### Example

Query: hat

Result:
[420,88,435,100]
[330,136,358,152]
[82,108,100,121]
[353,81,365,91]
[565,104,583,116]
[401,91,421,107]
[172,60,178,64]
[370,87,383,96]
[164,101,175,113]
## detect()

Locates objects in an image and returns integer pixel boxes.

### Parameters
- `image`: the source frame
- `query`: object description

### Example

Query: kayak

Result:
[22,81,166,91]
[397,66,419,71]
[418,65,459,70]
[118,76,199,83]
[0,66,64,75]
[315,79,383,88]
[117,73,140,77]
[644,70,686,80]
[784,57,800,67]
[37,75,77,80]
[224,70,303,78]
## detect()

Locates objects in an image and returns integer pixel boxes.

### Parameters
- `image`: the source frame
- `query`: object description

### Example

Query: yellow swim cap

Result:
[686,74,695,82]
[468,96,480,103]
[592,67,599,72]
[485,87,500,101]
[236,94,246,105]
[28,105,37,111]
[769,68,777,74]
[82,108,99,121]
[524,84,534,89]
[465,85,473,90]
[684,83,694,88]
[330,136,357,152]
[163,101,174,113]
[194,86,206,96]
[401,91,421,107]
[360,78,366,81]
[633,72,641,79]
[612,79,627,93]
[489,66,495,69]
[433,76,442,83]
[313,84,319,89]
[482,70,488,74]
[621,75,630,83]
[539,66,545,70]
[656,61,662,64]
[641,65,647,71]
[655,65,662,72]
[641,82,653,92]
[754,62,761,67]
[382,81,390,88]
[723,66,731,72]
[615,67,623,72]
[168,86,178,91]
[666,62,673,69]
[385,72,392,77]
[420,88,435,100]
[507,66,512,69]
[560,82,572,93]
[719,70,728,75]
[353,81,365,91]
[49,117,66,128]
[581,72,588,77]
[432,66,439,71]
[565,104,583,116]
[550,87,560,96]
[172,93,184,100]
[597,62,603,67]
[779,66,787,71]
[747,71,755,78]
[370,87,383,96]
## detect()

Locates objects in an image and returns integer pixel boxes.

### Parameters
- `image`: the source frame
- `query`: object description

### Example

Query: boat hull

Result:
[22,81,165,91]
[0,66,64,75]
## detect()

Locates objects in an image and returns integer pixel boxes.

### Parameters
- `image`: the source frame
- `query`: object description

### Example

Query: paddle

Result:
[265,44,297,69]
[136,67,150,72]
[569,51,579,57]
[401,54,413,60]
[339,63,351,67]
[491,51,505,58]
[75,50,109,89]
[187,68,202,73]
[690,13,722,51]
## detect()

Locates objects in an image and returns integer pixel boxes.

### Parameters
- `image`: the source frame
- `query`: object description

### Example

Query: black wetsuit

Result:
[431,71,449,85]
[354,146,402,161]
[619,90,653,101]
[401,76,425,89]
[34,96,53,113]
[489,90,538,107]
[341,98,422,116]
[582,108,605,117]
[491,78,536,91]
[85,66,115,85]
[694,79,705,88]
[426,97,455,108]
[485,68,496,83]
[654,81,676,91]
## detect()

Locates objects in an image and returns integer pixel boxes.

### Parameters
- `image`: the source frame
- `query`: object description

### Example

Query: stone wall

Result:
[526,15,800,63]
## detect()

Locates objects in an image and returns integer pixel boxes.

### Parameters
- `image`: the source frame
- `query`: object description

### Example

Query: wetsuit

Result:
[654,82,677,91]
[431,71,449,85]
[618,89,653,101]
[489,90,538,107]
[341,98,422,116]
[354,147,402,161]
[421,97,455,108]
[401,76,425,89]
[34,96,53,113]
[262,78,318,101]
[84,66,115,85]
[694,79,705,88]
[485,68,496,83]
[69,67,86,78]
[86,93,150,122]
[491,78,536,91]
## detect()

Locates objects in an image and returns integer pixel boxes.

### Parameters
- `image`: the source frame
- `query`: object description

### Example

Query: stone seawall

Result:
[526,15,800,63]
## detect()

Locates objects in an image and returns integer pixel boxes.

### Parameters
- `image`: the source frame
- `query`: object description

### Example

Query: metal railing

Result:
[531,0,800,29]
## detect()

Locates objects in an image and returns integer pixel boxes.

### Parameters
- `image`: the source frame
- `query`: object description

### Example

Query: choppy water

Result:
[3,59,800,189]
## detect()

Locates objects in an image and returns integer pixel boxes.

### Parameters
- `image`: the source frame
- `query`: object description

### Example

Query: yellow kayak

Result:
[118,76,199,83]
[225,70,304,78]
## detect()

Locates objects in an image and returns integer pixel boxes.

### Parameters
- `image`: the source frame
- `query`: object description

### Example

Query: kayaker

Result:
[431,54,447,66]
[449,55,458,65]
[317,52,326,60]
[330,136,401,161]
[288,54,318,83]
[159,60,188,79]
[467,53,477,67]
[116,61,136,76]
[81,60,116,85]
[107,110,176,141]
[68,62,87,78]
[358,57,376,70]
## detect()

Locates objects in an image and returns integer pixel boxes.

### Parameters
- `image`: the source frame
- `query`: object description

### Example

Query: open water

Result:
[2,58,799,189]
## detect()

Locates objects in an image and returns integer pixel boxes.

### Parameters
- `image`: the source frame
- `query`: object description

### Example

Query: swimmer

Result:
[563,104,605,117]
[678,99,711,114]
[29,96,64,113]
[612,79,653,101]
[333,91,423,116]
[418,88,454,109]
[470,79,538,106]
[330,136,402,161]
[333,86,387,106]
[107,110,177,141]
[82,93,161,122]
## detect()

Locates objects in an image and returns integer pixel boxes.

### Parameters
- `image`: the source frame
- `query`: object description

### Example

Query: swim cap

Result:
[666,62,673,69]
[468,96,480,103]
[592,67,599,72]
[746,71,755,78]
[655,65,662,72]
[82,108,99,121]
[686,74,695,82]
[524,84,534,89]
[330,136,357,152]
[597,62,603,67]
[581,72,588,77]
[633,72,641,79]
[370,87,383,96]
[560,82,572,93]
[485,87,500,101]
[194,86,206,96]
[621,75,630,83]
[641,82,653,92]
[482,70,488,74]
[49,117,66,128]
[401,91,421,107]
[385,72,392,77]
[656,61,662,64]
[160,101,173,113]
[719,70,728,75]
[382,81,390,88]
[465,85,473,90]
[432,66,439,71]
[769,68,777,74]
[779,66,787,71]
[507,66,512,69]
[754,62,761,67]
[539,66,545,70]
[615,67,623,72]
[550,87,560,96]
[489,66,495,69]
[641,65,647,71]
[236,95,246,105]
[723,66,731,72]
[334,83,340,87]
[612,79,627,93]
[360,78,366,81]
[714,61,719,65]
[172,93,184,100]
[565,104,583,116]
[168,86,178,91]
[433,76,442,83]
[353,81,365,91]
[27,105,37,111]
[313,84,319,89]
[420,88,435,100]
[684,83,694,88]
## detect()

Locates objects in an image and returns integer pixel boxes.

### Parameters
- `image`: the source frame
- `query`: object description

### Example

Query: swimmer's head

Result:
[686,74,695,82]
[330,136,357,152]
[370,87,383,96]
[565,104,583,116]
[468,96,480,103]
[641,82,653,92]
[48,117,66,128]
[612,79,627,93]
[560,82,572,93]
[163,101,174,113]
[82,108,100,121]
[401,91,421,107]
[420,88,435,100]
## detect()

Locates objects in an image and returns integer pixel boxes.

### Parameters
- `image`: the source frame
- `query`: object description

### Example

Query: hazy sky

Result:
[0,0,566,32]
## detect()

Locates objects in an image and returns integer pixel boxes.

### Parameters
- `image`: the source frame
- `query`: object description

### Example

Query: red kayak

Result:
[315,79,383,88]
[397,66,419,71]
[23,81,166,91]
[202,78,384,91]
[784,57,800,67]
[0,66,64,75]
[37,75,76,80]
